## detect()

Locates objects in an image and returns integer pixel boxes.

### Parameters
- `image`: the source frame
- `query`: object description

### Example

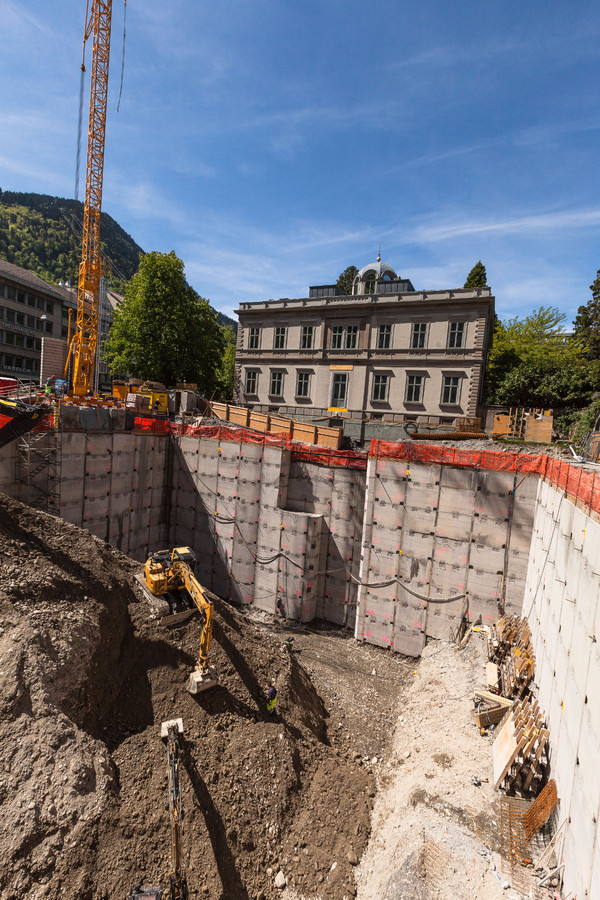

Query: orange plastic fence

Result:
[291,444,367,470]
[369,440,600,518]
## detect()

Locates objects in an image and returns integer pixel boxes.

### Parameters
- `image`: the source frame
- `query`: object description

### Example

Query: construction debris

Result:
[493,698,549,793]
[488,614,535,698]
[523,780,559,841]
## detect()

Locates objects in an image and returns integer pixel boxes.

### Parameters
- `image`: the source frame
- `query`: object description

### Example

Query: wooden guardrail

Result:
[209,402,342,449]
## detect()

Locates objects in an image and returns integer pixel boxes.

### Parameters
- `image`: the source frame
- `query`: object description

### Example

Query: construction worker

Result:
[266,681,277,716]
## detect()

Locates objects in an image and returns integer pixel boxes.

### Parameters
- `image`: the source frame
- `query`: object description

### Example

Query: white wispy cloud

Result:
[411,208,600,243]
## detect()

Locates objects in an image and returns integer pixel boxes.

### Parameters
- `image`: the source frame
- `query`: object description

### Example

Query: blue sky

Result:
[1,0,599,323]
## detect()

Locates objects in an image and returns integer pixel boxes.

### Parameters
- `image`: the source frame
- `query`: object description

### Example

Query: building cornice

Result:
[236,287,493,316]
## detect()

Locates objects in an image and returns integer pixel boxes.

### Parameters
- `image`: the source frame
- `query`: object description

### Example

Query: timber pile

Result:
[487,615,535,698]
[493,698,549,794]
[471,689,513,729]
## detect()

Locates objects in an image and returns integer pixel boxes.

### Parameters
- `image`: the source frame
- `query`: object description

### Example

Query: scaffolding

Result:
[16,414,61,514]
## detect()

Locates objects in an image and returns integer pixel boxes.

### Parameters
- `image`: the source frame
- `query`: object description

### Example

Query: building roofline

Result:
[235,286,493,315]
[0,257,75,302]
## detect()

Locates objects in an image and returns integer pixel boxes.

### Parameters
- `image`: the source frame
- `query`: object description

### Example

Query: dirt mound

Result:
[0,495,372,900]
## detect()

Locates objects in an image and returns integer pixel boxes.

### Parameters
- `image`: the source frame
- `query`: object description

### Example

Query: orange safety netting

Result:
[291,444,367,470]
[369,440,600,517]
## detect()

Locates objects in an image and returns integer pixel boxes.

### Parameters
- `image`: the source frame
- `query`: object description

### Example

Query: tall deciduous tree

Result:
[464,261,487,288]
[105,250,224,394]
[573,269,600,360]
[336,265,358,295]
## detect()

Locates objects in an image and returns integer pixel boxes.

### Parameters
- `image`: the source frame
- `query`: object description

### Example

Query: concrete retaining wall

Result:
[355,456,537,654]
[0,426,536,653]
[523,479,600,899]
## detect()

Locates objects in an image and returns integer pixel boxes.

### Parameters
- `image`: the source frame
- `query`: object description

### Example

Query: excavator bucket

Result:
[187,666,218,695]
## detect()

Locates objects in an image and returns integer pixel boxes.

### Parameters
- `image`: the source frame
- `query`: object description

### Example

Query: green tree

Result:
[573,269,600,360]
[216,325,237,401]
[485,306,572,401]
[105,250,225,393]
[336,265,358,295]
[484,305,600,432]
[464,261,487,288]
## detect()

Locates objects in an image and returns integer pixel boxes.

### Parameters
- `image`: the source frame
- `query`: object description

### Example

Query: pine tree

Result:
[573,269,600,360]
[464,261,487,288]
[336,265,358,295]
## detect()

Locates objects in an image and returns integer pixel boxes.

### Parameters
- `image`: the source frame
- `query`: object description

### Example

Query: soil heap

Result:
[0,494,373,900]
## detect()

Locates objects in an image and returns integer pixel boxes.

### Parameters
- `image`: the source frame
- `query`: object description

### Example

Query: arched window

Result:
[364,271,376,294]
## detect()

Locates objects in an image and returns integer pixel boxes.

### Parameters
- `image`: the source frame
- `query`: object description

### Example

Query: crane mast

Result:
[66,0,112,396]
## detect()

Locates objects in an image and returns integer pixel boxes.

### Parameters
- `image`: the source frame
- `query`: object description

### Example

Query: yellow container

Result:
[138,389,169,415]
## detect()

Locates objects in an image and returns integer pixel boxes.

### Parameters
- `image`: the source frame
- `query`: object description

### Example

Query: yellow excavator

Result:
[129,718,189,900]
[143,547,218,694]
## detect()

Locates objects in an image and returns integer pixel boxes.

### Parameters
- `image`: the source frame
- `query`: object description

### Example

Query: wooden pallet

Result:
[488,614,535,699]
[493,698,549,793]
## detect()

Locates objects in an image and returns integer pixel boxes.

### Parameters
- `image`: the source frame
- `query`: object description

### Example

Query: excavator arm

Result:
[174,564,214,674]
[143,547,218,694]
[172,561,217,694]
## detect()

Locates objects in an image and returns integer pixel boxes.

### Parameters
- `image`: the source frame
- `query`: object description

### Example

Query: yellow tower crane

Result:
[65,0,113,396]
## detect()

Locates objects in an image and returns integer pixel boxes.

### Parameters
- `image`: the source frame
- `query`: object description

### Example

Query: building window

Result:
[27,295,36,307]
[296,371,311,398]
[5,332,14,346]
[16,312,25,326]
[331,372,349,407]
[345,325,358,349]
[270,371,284,397]
[245,370,259,395]
[6,309,15,323]
[372,374,389,402]
[273,326,287,350]
[411,322,427,349]
[248,327,261,350]
[448,321,465,348]
[6,286,16,300]
[45,321,52,334]
[441,375,461,405]
[406,375,423,403]
[301,325,314,349]
[46,301,54,315]
[363,271,376,294]
[17,290,26,304]
[331,325,344,349]
[377,324,392,349]
[331,324,359,350]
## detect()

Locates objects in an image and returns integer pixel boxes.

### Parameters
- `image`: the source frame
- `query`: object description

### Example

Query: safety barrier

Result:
[370,440,600,518]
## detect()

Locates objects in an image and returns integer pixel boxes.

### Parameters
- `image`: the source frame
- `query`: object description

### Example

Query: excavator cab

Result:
[171,547,197,570]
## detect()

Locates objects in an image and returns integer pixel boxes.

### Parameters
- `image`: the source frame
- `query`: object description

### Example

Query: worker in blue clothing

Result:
[266,681,277,716]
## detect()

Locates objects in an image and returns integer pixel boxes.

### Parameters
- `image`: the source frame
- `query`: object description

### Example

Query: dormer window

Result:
[364,271,376,294]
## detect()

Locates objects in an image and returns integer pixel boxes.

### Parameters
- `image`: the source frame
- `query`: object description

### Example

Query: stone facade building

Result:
[0,258,118,388]
[0,259,76,382]
[235,257,495,424]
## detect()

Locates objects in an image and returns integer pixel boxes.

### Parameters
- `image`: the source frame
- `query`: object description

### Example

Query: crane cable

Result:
[117,0,127,113]
[74,3,89,203]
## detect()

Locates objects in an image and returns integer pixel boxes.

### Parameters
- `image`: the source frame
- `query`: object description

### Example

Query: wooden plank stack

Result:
[472,689,513,729]
[487,615,535,698]
[493,698,549,794]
